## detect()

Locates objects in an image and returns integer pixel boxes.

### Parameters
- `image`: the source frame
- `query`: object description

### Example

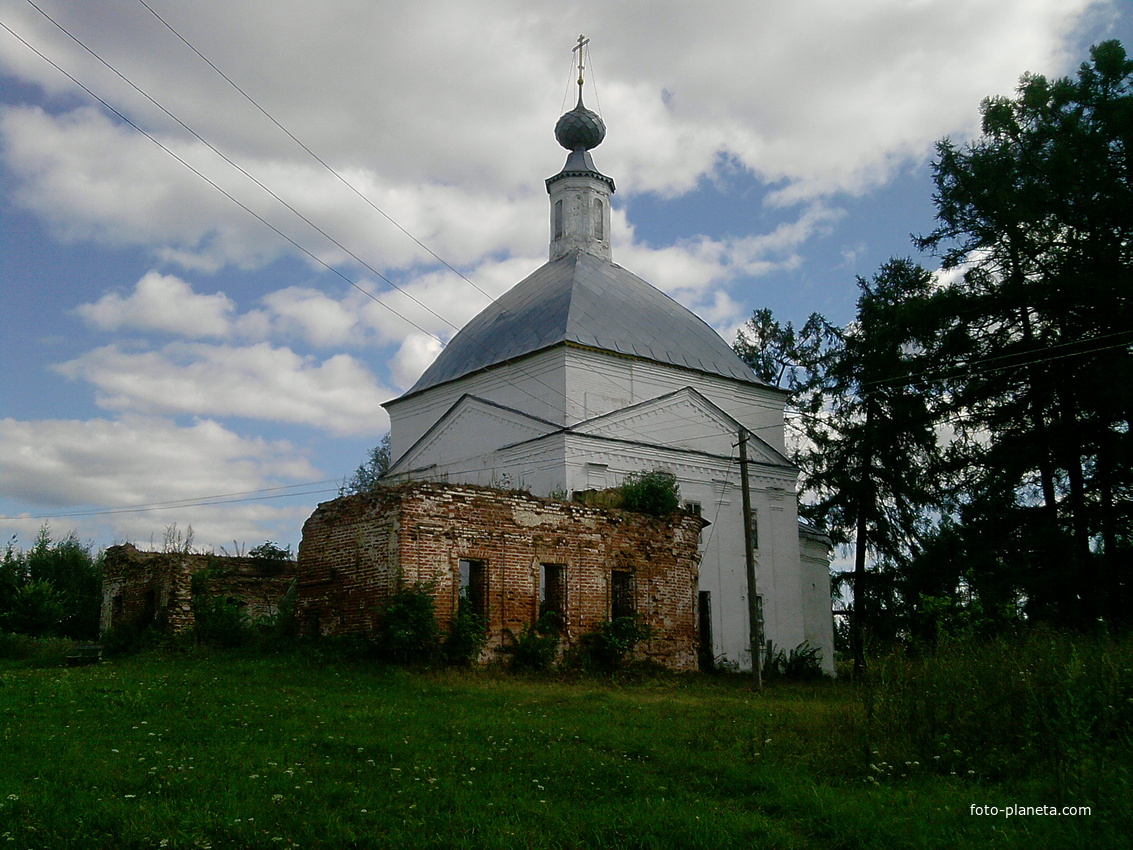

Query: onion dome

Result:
[555,97,606,151]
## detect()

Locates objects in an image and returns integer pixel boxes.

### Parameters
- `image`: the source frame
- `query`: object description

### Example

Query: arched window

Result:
[554,200,564,240]
[593,198,604,240]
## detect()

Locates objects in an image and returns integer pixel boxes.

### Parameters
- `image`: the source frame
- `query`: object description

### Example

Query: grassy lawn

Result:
[0,648,1126,849]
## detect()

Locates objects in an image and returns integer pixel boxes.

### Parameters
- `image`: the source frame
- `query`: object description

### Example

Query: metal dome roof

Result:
[402,251,763,396]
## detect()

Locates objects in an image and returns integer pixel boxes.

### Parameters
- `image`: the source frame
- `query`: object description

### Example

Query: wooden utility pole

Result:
[738,428,762,687]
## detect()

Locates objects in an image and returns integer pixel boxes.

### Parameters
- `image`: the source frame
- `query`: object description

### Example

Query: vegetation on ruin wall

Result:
[0,632,1128,849]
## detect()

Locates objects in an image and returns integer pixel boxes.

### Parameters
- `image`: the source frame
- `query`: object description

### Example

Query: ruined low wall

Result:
[297,481,704,671]
[101,544,297,635]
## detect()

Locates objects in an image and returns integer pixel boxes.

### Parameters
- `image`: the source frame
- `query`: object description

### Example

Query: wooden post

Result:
[738,428,762,687]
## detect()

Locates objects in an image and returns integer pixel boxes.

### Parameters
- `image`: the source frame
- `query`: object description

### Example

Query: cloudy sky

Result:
[1,0,1129,554]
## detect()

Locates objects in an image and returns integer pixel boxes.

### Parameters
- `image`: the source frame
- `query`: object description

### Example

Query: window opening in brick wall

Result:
[684,500,704,543]
[593,198,604,239]
[611,569,635,619]
[459,559,488,620]
[539,563,566,629]
[698,590,714,672]
[142,588,157,624]
[111,594,123,629]
[553,199,564,240]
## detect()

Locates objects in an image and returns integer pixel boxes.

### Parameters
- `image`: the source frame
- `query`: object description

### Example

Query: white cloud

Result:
[259,286,360,347]
[54,342,395,436]
[0,0,1106,274]
[75,271,234,337]
[390,333,445,391]
[0,415,321,547]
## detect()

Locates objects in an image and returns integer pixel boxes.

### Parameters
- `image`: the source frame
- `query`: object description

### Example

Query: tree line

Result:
[734,41,1133,675]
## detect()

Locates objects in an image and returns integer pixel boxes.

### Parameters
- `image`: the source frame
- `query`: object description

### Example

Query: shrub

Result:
[618,470,680,517]
[2,527,102,640]
[4,580,64,637]
[191,572,250,648]
[193,596,249,648]
[506,613,560,671]
[375,583,441,665]
[248,541,293,563]
[579,614,652,671]
[443,592,487,666]
[256,579,299,645]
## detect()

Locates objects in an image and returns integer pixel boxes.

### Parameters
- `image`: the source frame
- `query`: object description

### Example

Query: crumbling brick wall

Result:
[296,482,704,670]
[100,544,297,635]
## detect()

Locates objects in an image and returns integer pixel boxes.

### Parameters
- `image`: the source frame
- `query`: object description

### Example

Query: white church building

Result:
[383,83,834,674]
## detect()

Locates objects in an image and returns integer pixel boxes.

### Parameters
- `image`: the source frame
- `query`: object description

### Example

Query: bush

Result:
[248,541,293,563]
[443,593,487,666]
[101,618,164,657]
[375,583,441,665]
[193,596,250,648]
[2,527,102,640]
[255,579,299,646]
[506,613,560,671]
[618,470,680,517]
[4,581,65,637]
[191,572,250,648]
[579,615,652,671]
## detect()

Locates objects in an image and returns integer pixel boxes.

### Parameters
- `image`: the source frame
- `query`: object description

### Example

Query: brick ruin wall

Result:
[100,544,297,635]
[296,482,704,671]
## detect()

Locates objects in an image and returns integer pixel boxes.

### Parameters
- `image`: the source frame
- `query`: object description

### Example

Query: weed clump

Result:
[763,641,826,681]
[862,629,1133,793]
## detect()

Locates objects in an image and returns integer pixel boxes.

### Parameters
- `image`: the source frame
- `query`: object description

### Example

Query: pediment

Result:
[570,387,790,467]
[387,395,559,475]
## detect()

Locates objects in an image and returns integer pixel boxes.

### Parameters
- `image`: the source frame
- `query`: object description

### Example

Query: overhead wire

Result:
[0,16,441,349]
[23,2,749,458]
[5,6,783,488]
[0,483,342,522]
[132,0,497,305]
[20,0,469,342]
[13,9,1051,533]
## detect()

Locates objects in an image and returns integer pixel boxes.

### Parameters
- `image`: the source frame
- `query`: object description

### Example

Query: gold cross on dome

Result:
[573,34,590,96]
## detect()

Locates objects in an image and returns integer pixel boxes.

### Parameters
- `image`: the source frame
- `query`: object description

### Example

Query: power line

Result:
[132,0,498,305]
[22,0,472,342]
[859,328,1133,392]
[123,7,753,452]
[14,4,727,452]
[0,17,443,349]
[115,5,779,460]
[0,484,341,522]
[1,13,802,528]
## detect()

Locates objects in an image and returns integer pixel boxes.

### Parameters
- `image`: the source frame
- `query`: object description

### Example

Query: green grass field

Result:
[0,644,1127,849]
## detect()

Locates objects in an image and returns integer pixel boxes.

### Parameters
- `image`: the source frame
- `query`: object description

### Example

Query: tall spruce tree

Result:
[799,259,944,675]
[917,40,1133,626]
[734,263,943,675]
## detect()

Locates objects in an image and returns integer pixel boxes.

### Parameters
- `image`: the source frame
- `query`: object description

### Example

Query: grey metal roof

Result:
[401,251,763,397]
